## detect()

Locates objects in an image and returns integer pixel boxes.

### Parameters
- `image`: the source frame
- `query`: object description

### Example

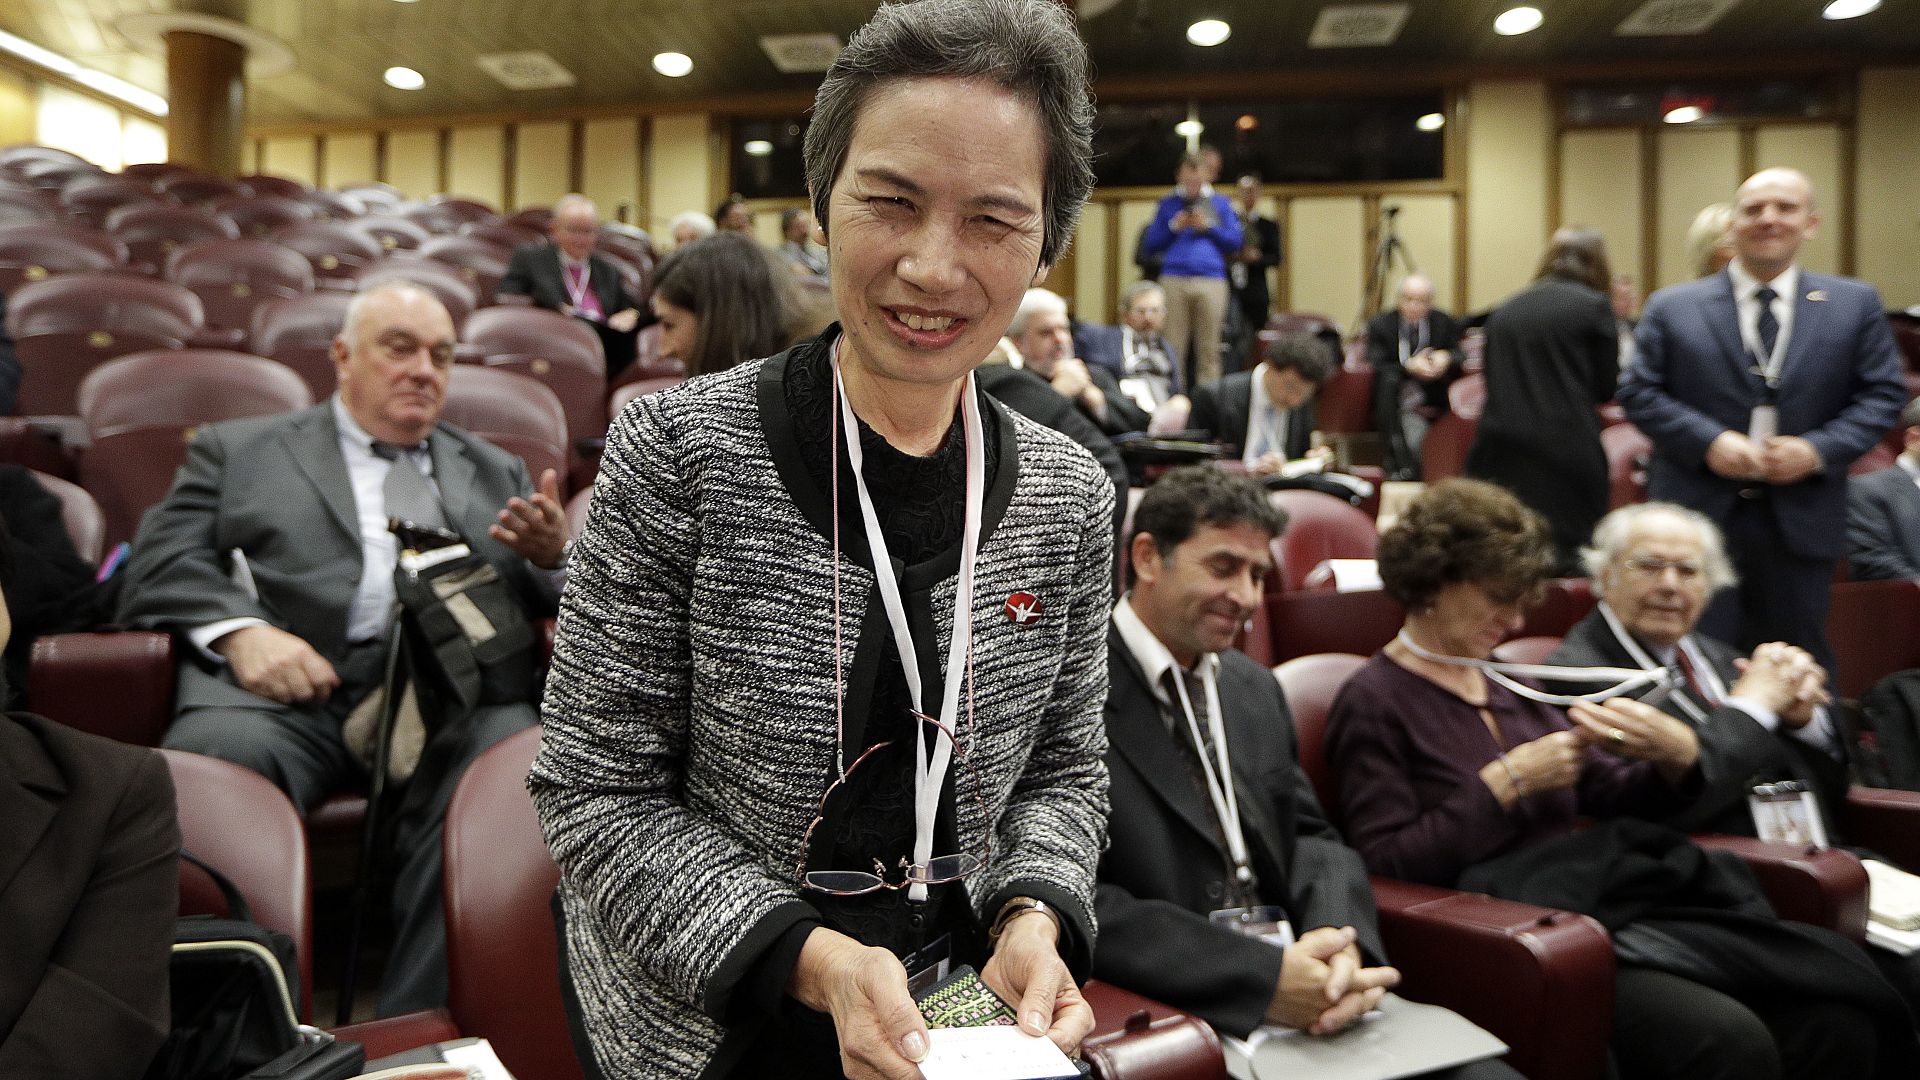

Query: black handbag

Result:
[144,853,366,1080]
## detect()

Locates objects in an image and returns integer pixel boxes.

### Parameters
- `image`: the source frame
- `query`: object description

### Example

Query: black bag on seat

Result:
[144,853,365,1080]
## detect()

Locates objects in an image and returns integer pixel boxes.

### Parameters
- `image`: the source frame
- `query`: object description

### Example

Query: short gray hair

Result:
[803,0,1094,270]
[553,193,597,219]
[341,280,447,343]
[1581,502,1737,593]
[669,211,716,241]
[1120,280,1164,311]
[1009,287,1068,339]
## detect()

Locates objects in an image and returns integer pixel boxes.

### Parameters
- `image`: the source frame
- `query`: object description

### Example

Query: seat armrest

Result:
[28,630,176,746]
[330,1008,461,1061]
[1372,876,1614,1080]
[1842,787,1920,872]
[1082,980,1225,1080]
[1691,834,1869,942]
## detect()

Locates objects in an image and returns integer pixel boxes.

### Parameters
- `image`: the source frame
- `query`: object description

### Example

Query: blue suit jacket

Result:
[1619,269,1905,560]
[1075,323,1183,397]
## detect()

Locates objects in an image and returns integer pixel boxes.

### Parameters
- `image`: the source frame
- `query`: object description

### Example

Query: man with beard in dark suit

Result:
[496,194,643,378]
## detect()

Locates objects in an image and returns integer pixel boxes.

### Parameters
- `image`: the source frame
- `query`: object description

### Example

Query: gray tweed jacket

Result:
[530,342,1115,1078]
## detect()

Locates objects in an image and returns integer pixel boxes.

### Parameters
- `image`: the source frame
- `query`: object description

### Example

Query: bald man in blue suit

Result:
[1620,168,1905,670]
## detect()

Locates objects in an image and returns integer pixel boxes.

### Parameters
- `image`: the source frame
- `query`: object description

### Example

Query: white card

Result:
[917,1026,1080,1080]
[1747,404,1778,441]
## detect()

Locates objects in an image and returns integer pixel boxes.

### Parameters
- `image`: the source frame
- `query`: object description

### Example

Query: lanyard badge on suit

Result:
[1746,289,1786,441]
[1166,665,1288,942]
[832,344,984,903]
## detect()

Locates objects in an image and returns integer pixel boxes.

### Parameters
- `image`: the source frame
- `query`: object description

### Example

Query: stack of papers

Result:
[917,1027,1080,1080]
[1223,994,1507,1080]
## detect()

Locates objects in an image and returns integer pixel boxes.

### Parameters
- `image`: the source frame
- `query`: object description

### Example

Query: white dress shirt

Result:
[1113,595,1222,733]
[1241,362,1290,466]
[1727,261,1800,377]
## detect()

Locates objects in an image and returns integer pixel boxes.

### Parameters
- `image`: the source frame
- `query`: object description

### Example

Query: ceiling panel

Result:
[0,0,1914,125]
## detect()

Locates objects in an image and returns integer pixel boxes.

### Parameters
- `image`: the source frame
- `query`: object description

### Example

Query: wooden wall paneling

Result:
[1464,81,1551,311]
[1383,193,1460,316]
[1558,128,1644,294]
[1754,123,1844,275]
[323,132,377,188]
[648,112,711,240]
[1288,196,1367,332]
[1654,126,1740,288]
[1114,199,1159,312]
[1855,67,1920,307]
[385,128,439,199]
[447,124,505,209]
[262,135,318,184]
[513,120,571,212]
[581,116,641,226]
[1073,201,1111,323]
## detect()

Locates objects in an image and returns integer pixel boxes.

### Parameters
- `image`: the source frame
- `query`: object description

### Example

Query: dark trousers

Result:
[162,642,535,1016]
[1701,494,1837,674]
[1611,965,1877,1080]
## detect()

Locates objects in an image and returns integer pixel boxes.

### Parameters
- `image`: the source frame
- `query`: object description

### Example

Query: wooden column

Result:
[165,30,246,176]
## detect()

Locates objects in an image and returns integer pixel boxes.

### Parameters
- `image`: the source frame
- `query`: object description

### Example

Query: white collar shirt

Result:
[1241,362,1289,465]
[1113,595,1221,734]
[1728,261,1801,378]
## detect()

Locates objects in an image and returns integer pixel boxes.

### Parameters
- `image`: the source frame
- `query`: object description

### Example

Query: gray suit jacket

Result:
[118,403,552,710]
[1848,463,1920,582]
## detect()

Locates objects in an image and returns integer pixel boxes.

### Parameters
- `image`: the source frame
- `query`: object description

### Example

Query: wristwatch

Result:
[988,896,1061,947]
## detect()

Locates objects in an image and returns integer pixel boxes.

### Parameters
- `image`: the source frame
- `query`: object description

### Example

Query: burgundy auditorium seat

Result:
[166,237,316,336]
[1274,652,1615,1080]
[1265,587,1405,664]
[0,188,56,226]
[1827,578,1920,700]
[419,234,512,302]
[10,157,102,193]
[1490,634,1561,666]
[426,195,499,226]
[237,174,309,199]
[608,375,682,417]
[564,482,593,538]
[8,272,201,416]
[210,193,317,238]
[462,305,607,456]
[272,220,385,286]
[77,349,312,548]
[0,221,127,293]
[347,214,431,254]
[59,177,160,229]
[397,202,470,236]
[1264,488,1378,591]
[30,469,104,564]
[154,172,245,205]
[1420,411,1475,482]
[297,188,368,221]
[337,183,404,213]
[356,256,479,330]
[163,747,316,1019]
[0,145,90,171]
[507,207,553,233]
[1516,577,1595,639]
[251,292,352,400]
[462,221,543,250]
[106,203,240,274]
[441,366,570,491]
[1600,422,1652,509]
[120,162,196,183]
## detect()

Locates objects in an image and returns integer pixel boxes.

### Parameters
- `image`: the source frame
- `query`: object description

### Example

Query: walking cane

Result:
[335,597,407,1026]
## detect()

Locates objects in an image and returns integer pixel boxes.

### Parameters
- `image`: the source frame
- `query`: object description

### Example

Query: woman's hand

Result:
[981,909,1095,1057]
[1481,729,1586,808]
[1571,698,1700,782]
[789,928,930,1080]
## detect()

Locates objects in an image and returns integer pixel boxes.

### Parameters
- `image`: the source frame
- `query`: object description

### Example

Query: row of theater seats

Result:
[45,601,1920,1080]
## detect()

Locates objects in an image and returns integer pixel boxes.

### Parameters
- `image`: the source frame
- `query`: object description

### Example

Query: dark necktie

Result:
[372,442,447,529]
[1754,286,1780,363]
[1675,646,1723,710]
[1404,320,1422,357]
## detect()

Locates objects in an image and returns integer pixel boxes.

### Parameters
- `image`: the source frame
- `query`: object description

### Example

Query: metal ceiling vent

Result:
[759,33,843,74]
[475,51,577,91]
[1308,4,1412,49]
[1616,0,1742,37]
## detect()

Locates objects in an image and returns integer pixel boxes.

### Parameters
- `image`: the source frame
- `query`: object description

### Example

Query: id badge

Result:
[1209,905,1294,949]
[1748,782,1829,849]
[904,933,953,997]
[1747,404,1779,441]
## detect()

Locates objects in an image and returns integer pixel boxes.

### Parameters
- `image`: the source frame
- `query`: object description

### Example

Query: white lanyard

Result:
[1393,631,1673,706]
[1596,602,1719,726]
[831,345,983,903]
[1166,662,1254,890]
[1742,287,1787,385]
[563,260,592,312]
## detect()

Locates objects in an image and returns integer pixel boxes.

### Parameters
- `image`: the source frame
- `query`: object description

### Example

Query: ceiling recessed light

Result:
[1663,105,1703,124]
[652,52,693,78]
[743,140,773,157]
[1494,7,1544,35]
[1416,112,1445,131]
[1173,119,1204,138]
[1186,19,1231,47]
[383,66,424,90]
[1822,0,1881,18]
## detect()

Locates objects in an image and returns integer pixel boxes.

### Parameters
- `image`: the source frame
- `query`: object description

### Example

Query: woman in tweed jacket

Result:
[531,2,1113,1077]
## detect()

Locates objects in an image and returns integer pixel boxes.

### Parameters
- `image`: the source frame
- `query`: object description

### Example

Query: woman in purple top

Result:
[1326,478,1880,1080]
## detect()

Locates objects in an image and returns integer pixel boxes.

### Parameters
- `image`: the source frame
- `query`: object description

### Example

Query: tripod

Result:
[1361,203,1420,328]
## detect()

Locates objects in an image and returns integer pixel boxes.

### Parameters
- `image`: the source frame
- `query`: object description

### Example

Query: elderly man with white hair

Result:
[496,193,644,376]
[1545,501,1847,837]
[1009,287,1149,436]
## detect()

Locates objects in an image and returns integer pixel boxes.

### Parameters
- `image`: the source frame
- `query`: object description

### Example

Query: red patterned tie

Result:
[1676,647,1722,709]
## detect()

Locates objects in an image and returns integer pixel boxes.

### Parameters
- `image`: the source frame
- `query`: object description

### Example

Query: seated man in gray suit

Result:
[1548,502,1846,836]
[118,281,568,1016]
[1848,398,1920,581]
[1096,467,1517,1078]
[1010,287,1149,437]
